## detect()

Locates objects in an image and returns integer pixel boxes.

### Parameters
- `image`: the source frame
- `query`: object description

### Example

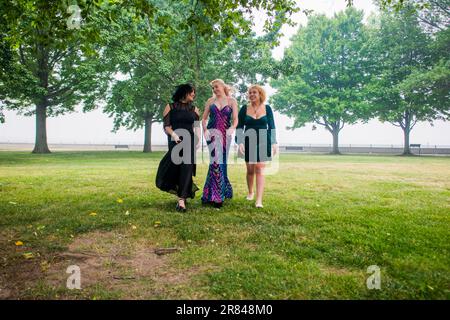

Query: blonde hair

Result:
[248,84,266,104]
[210,79,234,97]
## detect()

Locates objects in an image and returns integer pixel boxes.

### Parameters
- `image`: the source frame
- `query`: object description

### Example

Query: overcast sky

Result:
[1,0,449,146]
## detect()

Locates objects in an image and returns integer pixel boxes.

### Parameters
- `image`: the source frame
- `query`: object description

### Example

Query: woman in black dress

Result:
[155,84,201,212]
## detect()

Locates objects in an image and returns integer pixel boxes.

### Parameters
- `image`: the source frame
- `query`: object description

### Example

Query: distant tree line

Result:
[271,0,449,155]
[1,0,447,155]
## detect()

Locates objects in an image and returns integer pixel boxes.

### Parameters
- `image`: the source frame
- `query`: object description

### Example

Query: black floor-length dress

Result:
[155,102,199,199]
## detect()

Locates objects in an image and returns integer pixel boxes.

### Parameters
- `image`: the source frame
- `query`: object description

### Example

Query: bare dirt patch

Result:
[0,230,45,300]
[1,231,210,299]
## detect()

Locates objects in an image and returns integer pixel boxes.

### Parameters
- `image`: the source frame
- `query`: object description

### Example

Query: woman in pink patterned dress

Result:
[201,79,238,208]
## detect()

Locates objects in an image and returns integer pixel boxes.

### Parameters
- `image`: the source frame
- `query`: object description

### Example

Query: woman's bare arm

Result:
[202,98,214,140]
[231,98,239,129]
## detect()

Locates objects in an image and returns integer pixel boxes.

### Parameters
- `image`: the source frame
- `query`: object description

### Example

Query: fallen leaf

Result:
[154,221,161,228]
[40,261,50,272]
[117,199,123,204]
[89,212,97,216]
[9,201,17,205]
[15,241,23,246]
[125,210,130,216]
[23,252,34,259]
[131,225,137,230]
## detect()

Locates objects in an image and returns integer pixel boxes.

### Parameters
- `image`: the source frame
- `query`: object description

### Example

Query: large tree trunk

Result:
[401,111,413,156]
[33,40,51,154]
[323,121,342,155]
[143,117,152,153]
[32,103,51,154]
[402,126,412,156]
[331,129,341,155]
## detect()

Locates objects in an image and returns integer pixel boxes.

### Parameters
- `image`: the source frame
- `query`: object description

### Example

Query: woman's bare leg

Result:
[246,163,255,199]
[255,162,266,207]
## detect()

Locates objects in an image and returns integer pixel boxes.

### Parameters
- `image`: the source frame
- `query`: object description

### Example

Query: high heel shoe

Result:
[176,203,187,213]
[176,199,187,213]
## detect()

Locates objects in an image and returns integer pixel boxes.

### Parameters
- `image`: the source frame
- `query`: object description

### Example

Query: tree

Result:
[0,0,299,153]
[103,1,280,152]
[408,0,450,33]
[103,11,194,153]
[0,1,128,153]
[0,34,13,124]
[367,8,449,155]
[270,8,371,154]
[106,73,169,153]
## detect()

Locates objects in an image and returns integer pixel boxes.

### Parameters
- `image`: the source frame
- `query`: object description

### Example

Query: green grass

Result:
[0,151,449,299]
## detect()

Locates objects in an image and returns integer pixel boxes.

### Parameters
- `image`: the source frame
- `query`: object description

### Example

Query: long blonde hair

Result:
[210,79,234,97]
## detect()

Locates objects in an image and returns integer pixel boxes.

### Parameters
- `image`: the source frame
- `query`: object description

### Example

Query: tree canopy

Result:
[271,7,371,154]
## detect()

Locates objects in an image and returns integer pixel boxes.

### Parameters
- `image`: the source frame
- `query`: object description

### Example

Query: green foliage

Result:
[103,2,281,136]
[270,8,372,153]
[383,0,450,33]
[0,1,116,116]
[398,59,450,119]
[0,0,299,152]
[367,8,449,132]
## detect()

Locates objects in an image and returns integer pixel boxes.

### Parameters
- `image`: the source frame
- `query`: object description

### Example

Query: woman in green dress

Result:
[236,84,278,208]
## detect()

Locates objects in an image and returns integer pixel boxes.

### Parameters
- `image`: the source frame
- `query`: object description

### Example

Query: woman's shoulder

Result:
[265,104,274,113]
[163,103,172,116]
[228,96,238,104]
[238,104,247,114]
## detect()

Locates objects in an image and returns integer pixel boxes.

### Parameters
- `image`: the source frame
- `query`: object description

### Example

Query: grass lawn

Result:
[0,151,449,299]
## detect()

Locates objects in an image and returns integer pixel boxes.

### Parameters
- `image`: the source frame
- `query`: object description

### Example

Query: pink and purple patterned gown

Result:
[201,103,233,204]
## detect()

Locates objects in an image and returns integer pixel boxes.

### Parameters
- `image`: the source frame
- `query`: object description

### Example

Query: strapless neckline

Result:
[212,103,232,112]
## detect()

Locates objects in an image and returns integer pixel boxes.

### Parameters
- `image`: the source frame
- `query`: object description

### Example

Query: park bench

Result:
[114,145,129,150]
[285,146,304,151]
[410,143,421,155]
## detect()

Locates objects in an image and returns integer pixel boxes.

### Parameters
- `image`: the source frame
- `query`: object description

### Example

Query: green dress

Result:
[236,104,277,163]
